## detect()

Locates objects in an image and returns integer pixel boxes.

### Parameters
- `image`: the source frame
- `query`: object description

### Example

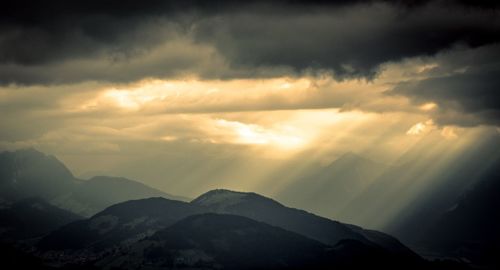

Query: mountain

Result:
[416,174,500,268]
[0,148,76,201]
[357,136,500,234]
[192,189,418,258]
[31,190,476,269]
[96,213,424,270]
[0,148,480,269]
[0,148,186,216]
[38,197,203,252]
[51,176,189,216]
[278,144,500,232]
[380,146,500,268]
[0,197,82,241]
[277,152,390,224]
[39,189,417,264]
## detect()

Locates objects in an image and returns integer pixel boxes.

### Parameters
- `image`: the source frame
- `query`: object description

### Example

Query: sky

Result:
[1,0,500,227]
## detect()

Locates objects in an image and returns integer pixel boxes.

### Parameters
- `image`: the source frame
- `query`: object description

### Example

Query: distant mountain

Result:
[38,197,203,252]
[368,136,500,234]
[277,142,500,233]
[0,148,186,216]
[97,213,424,270]
[277,152,390,224]
[51,176,189,216]
[192,189,418,258]
[380,146,500,268]
[0,197,82,241]
[0,148,76,201]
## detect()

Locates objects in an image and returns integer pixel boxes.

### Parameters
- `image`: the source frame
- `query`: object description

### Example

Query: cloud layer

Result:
[1,1,500,193]
[1,0,499,83]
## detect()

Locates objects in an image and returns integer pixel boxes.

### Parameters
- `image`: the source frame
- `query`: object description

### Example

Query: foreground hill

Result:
[97,213,425,270]
[38,189,420,268]
[192,189,417,258]
[0,197,82,241]
[38,197,203,252]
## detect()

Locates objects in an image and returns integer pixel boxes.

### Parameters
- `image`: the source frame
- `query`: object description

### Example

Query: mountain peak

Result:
[192,189,281,210]
[10,147,43,155]
[192,189,249,206]
[0,148,75,201]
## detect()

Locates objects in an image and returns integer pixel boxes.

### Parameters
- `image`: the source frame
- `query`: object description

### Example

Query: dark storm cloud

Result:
[397,71,500,126]
[0,0,499,85]
[0,0,368,65]
[391,44,500,126]
[193,1,500,79]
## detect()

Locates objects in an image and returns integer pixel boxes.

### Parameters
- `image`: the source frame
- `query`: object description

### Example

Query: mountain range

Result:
[0,148,187,216]
[0,148,494,269]
[277,149,500,268]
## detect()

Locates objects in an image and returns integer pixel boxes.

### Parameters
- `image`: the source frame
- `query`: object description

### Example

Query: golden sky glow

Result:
[1,0,500,240]
[1,51,498,230]
[0,60,474,161]
[213,119,305,148]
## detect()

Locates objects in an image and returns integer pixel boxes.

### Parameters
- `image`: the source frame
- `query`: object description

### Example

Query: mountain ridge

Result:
[191,188,419,259]
[0,148,187,216]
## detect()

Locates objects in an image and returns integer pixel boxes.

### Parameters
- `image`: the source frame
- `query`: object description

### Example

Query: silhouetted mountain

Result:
[192,189,418,258]
[1,243,55,269]
[278,142,500,233]
[3,149,478,269]
[21,190,478,269]
[38,189,418,266]
[38,197,203,252]
[384,136,500,241]
[97,213,425,270]
[0,148,186,216]
[0,197,82,241]
[381,146,500,268]
[417,174,500,268]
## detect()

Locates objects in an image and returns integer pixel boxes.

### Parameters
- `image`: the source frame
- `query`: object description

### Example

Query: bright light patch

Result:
[407,120,435,135]
[215,119,305,149]
[441,126,459,139]
[416,63,438,73]
[419,102,437,111]
[103,81,172,110]
[161,136,178,141]
[105,90,141,109]
[80,77,313,112]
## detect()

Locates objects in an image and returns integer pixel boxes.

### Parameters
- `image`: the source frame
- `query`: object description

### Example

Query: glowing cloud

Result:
[441,126,459,139]
[419,102,437,111]
[214,119,305,149]
[406,120,435,135]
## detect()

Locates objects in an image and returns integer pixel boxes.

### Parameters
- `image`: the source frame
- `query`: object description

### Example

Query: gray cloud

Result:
[2,0,500,127]
[392,44,500,126]
[1,0,499,85]
[194,2,500,78]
